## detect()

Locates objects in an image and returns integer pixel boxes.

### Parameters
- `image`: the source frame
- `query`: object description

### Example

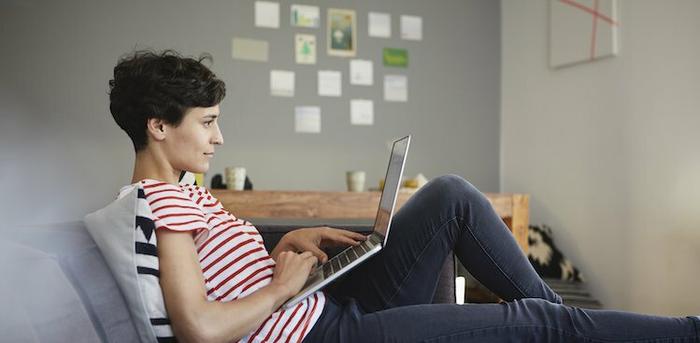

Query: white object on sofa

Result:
[85,186,169,343]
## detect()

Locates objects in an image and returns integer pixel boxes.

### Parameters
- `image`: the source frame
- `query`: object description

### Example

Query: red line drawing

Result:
[590,0,599,59]
[559,0,618,61]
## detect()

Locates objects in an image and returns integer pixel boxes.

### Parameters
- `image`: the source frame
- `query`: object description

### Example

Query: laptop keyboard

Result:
[322,233,383,278]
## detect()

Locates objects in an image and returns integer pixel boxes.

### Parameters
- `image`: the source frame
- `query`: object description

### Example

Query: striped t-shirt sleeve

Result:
[142,181,208,234]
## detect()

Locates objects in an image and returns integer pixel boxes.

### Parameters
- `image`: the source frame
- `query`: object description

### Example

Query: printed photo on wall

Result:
[295,34,316,64]
[291,4,320,28]
[327,8,356,57]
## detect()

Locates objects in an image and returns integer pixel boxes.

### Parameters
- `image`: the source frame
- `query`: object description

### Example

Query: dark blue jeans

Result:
[303,175,700,342]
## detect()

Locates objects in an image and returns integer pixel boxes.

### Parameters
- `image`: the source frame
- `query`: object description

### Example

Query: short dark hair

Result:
[109,50,226,152]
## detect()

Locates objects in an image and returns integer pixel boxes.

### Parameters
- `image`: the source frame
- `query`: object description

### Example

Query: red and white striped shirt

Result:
[140,179,326,343]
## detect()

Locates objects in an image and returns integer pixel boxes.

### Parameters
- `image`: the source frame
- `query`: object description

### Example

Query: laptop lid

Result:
[372,135,411,244]
[280,135,411,310]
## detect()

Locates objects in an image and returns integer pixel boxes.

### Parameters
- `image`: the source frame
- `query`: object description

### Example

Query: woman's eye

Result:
[204,121,214,127]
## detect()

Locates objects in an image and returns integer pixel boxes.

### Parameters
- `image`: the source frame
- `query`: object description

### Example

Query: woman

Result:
[109,50,700,342]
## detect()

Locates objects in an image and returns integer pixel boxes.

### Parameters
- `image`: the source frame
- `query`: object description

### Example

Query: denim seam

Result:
[421,324,698,343]
[385,217,459,305]
[372,312,387,342]
[459,215,530,299]
[688,316,700,340]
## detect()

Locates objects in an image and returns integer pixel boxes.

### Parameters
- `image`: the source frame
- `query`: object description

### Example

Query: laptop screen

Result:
[373,135,410,240]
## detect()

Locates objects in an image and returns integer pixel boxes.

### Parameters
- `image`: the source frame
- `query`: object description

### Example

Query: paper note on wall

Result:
[295,106,321,133]
[400,15,422,41]
[368,12,391,38]
[384,75,407,102]
[318,70,342,97]
[255,1,280,28]
[232,38,269,62]
[350,59,373,85]
[270,70,294,97]
[350,99,374,125]
[295,34,316,64]
[383,48,408,68]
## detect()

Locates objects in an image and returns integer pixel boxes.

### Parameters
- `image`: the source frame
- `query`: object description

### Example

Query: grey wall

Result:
[502,0,700,315]
[0,0,501,227]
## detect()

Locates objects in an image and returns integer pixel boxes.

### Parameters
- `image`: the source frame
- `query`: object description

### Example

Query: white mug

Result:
[225,167,246,191]
[346,171,366,192]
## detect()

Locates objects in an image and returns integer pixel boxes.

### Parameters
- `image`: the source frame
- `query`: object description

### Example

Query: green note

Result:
[383,48,408,68]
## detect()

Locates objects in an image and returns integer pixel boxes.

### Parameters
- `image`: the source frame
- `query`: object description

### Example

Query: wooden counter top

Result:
[210,189,529,252]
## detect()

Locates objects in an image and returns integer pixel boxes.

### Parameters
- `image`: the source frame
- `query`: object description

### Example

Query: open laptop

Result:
[283,135,411,309]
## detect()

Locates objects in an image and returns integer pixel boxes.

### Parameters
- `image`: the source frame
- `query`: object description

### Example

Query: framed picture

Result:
[327,8,356,57]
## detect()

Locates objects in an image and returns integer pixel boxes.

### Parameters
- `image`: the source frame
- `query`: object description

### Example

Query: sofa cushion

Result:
[0,280,37,343]
[63,242,141,342]
[2,222,140,342]
[0,239,102,343]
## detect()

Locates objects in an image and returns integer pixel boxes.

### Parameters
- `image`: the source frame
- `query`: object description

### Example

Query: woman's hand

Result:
[270,227,367,264]
[270,251,318,298]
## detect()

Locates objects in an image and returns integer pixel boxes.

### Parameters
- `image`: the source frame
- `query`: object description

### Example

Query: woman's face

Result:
[163,105,223,174]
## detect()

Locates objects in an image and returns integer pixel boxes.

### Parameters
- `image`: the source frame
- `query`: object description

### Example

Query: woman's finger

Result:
[342,230,368,241]
[338,235,362,246]
[322,230,365,246]
[298,251,314,259]
[306,255,318,265]
[337,229,367,241]
[298,243,328,264]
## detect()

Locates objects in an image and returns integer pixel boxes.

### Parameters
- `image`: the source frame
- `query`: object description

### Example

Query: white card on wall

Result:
[318,70,342,97]
[400,15,422,41]
[295,106,321,133]
[368,12,391,38]
[351,99,374,125]
[350,59,373,86]
[270,70,294,97]
[255,1,280,28]
[384,75,407,102]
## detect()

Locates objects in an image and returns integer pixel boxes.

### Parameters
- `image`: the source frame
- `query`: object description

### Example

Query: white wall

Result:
[501,0,700,315]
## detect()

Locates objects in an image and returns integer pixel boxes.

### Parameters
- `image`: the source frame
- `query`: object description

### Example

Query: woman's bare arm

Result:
[156,229,317,343]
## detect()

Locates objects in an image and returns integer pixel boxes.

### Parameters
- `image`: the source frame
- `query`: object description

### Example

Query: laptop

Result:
[282,135,411,309]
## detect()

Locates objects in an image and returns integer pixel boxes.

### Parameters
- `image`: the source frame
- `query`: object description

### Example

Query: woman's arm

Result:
[156,229,317,343]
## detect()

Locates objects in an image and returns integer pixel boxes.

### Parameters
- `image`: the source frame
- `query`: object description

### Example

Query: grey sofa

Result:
[0,221,454,342]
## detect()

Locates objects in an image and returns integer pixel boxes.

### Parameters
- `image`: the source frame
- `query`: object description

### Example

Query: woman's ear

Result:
[146,118,167,142]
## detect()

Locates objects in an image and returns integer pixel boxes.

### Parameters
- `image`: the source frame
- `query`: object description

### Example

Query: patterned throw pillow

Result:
[528,225,584,282]
[85,187,162,343]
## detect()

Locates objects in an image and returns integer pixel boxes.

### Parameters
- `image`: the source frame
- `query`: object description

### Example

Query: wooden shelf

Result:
[211,189,529,253]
